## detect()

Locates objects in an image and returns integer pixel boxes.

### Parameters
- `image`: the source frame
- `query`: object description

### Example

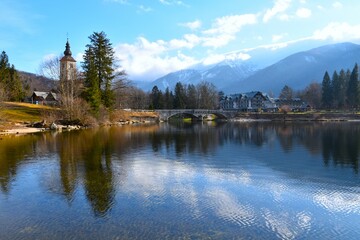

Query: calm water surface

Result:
[0,122,360,239]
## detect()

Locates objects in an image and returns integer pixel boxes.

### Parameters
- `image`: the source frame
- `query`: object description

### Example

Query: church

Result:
[31,40,76,105]
[60,39,76,82]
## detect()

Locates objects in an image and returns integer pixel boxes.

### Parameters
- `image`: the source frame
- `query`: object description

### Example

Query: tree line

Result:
[0,51,26,102]
[149,81,219,110]
[321,63,359,109]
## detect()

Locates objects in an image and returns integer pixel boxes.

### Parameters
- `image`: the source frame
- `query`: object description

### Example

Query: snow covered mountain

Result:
[143,59,259,91]
[224,42,360,95]
[142,42,360,95]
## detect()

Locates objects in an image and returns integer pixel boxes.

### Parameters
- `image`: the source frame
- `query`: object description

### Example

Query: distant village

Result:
[219,91,310,112]
[29,89,310,113]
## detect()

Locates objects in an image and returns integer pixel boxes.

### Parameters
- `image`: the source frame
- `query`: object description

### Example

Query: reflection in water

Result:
[1,122,360,239]
[0,134,46,193]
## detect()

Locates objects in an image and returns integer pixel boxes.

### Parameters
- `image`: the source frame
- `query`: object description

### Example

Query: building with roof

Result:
[31,91,58,105]
[219,91,309,112]
[220,91,272,111]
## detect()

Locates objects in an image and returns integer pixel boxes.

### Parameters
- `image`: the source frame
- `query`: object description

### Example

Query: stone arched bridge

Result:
[155,109,239,121]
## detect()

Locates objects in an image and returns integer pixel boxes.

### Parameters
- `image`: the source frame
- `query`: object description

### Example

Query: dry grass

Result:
[0,102,59,124]
[110,109,158,122]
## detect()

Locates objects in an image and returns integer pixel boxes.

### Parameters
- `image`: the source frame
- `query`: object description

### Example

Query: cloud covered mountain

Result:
[141,42,360,96]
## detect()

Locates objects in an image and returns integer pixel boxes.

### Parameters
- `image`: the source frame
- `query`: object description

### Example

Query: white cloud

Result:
[272,34,284,42]
[179,20,202,30]
[138,5,153,13]
[278,14,290,21]
[159,0,188,7]
[114,37,199,81]
[296,8,311,18]
[202,34,235,48]
[169,34,201,49]
[42,53,57,61]
[312,22,360,41]
[202,14,257,48]
[263,0,292,23]
[75,52,84,62]
[226,52,251,61]
[317,5,324,10]
[202,54,226,65]
[332,2,343,9]
[204,14,257,35]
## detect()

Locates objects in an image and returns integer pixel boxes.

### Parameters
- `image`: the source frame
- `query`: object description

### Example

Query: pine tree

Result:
[173,82,186,109]
[82,31,120,111]
[0,51,24,102]
[186,84,197,109]
[337,69,347,108]
[164,87,174,109]
[332,71,340,108]
[347,63,359,109]
[322,71,332,109]
[82,48,101,113]
[150,86,163,109]
[8,64,25,101]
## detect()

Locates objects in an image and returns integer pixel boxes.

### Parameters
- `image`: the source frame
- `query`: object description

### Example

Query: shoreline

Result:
[2,112,360,136]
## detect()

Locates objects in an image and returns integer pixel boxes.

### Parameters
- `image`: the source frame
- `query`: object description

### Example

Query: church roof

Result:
[60,55,76,62]
[60,39,76,62]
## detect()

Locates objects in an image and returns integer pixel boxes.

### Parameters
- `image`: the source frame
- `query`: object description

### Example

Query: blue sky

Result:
[1,0,360,81]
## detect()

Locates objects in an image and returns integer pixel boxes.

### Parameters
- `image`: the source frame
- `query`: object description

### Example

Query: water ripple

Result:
[313,189,360,214]
[205,188,256,227]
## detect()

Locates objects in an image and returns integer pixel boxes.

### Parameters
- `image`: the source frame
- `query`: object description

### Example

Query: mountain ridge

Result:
[143,42,360,96]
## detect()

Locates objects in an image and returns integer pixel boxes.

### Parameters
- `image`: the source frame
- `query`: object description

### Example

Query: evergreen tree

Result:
[347,63,359,109]
[0,51,24,102]
[82,48,101,113]
[150,86,163,109]
[163,87,174,109]
[186,84,197,109]
[331,71,340,108]
[82,31,120,111]
[322,71,332,108]
[173,82,186,109]
[338,69,347,108]
[8,64,25,101]
[0,51,9,96]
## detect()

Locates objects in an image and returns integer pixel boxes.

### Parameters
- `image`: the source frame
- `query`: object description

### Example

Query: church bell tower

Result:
[60,39,76,81]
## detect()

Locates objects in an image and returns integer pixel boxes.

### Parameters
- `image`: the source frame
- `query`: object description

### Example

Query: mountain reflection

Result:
[0,122,360,217]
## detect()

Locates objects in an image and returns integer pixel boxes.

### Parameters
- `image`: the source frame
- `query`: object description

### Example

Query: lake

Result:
[0,122,360,239]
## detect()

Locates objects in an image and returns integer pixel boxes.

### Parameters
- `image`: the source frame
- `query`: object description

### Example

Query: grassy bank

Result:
[0,102,159,132]
[0,102,59,131]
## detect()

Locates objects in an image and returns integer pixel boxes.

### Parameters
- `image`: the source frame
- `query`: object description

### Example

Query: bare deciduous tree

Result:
[39,56,61,81]
[39,55,84,120]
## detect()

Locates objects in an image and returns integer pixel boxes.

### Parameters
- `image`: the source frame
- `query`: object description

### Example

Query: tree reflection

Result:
[56,132,80,202]
[1,121,360,218]
[320,124,360,173]
[0,134,45,193]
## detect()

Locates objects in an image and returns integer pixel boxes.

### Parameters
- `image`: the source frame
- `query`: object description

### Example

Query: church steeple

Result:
[64,39,72,56]
[60,38,76,82]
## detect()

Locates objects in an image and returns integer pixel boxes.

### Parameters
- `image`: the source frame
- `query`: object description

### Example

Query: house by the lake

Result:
[219,91,310,112]
[31,91,58,105]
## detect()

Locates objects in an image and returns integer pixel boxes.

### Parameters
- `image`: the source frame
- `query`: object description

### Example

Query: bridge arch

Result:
[167,112,201,121]
[155,109,235,121]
